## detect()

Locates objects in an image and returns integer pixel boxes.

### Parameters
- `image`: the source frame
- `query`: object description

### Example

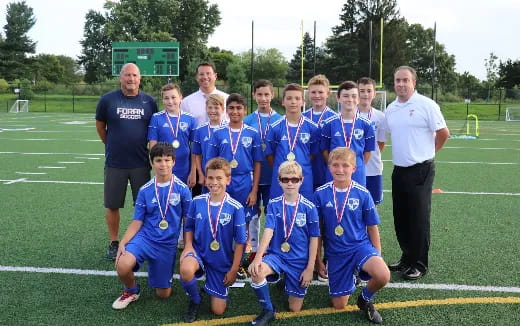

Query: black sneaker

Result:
[387,259,407,272]
[251,309,276,326]
[402,266,426,280]
[357,294,382,324]
[184,300,201,323]
[106,241,119,261]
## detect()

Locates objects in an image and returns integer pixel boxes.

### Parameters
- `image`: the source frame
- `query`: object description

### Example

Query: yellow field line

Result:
[162,296,520,326]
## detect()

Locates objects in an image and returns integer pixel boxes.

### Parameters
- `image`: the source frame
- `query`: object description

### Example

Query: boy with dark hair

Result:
[111,142,192,309]
[321,81,375,186]
[249,160,319,325]
[265,84,320,201]
[179,157,247,322]
[314,147,389,324]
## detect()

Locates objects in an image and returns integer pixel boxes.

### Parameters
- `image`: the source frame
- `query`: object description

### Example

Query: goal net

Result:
[9,100,29,113]
[505,107,520,121]
[303,90,387,112]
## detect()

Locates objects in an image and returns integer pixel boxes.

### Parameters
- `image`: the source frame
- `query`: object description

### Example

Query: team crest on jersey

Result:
[196,213,202,220]
[326,201,334,208]
[241,136,252,148]
[180,122,188,131]
[295,213,306,227]
[162,122,169,128]
[220,213,232,226]
[348,198,359,211]
[300,133,310,144]
[169,193,180,206]
[353,129,364,140]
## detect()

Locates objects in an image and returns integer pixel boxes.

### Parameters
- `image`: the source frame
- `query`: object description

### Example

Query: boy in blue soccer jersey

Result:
[265,84,320,201]
[111,142,192,310]
[314,147,389,324]
[302,74,337,190]
[192,94,226,192]
[248,161,319,325]
[207,93,263,244]
[243,80,283,261]
[357,77,386,206]
[179,158,247,322]
[321,81,375,186]
[148,84,197,186]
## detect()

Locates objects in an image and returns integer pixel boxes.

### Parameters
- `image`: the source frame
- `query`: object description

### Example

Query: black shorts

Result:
[104,167,151,209]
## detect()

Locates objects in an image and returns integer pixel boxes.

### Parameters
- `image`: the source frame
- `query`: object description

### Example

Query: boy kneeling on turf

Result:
[112,142,192,309]
[314,147,389,324]
[179,158,247,322]
[248,161,320,326]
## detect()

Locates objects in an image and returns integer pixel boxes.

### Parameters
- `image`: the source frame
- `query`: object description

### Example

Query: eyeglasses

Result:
[279,177,302,184]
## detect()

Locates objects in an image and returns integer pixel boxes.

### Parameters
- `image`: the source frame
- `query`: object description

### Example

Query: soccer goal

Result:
[505,107,520,121]
[303,89,387,112]
[9,100,29,113]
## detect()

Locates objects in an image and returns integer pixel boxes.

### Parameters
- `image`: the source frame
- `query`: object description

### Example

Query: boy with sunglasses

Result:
[248,161,319,325]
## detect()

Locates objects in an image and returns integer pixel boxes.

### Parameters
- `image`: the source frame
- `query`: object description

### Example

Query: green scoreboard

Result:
[112,41,180,76]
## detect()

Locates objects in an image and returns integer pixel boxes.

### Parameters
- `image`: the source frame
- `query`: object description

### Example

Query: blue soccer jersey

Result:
[192,122,226,175]
[148,111,197,183]
[133,176,192,247]
[207,123,264,176]
[320,115,375,185]
[303,107,338,188]
[265,116,320,200]
[185,194,247,272]
[244,109,283,186]
[264,195,320,263]
[313,181,380,257]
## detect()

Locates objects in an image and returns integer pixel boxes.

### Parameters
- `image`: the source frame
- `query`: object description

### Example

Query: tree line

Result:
[1,0,520,101]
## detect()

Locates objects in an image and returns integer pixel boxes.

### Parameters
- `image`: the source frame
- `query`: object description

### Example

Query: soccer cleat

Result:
[112,291,140,309]
[184,300,201,323]
[387,258,407,272]
[106,241,119,261]
[357,294,382,324]
[251,309,276,326]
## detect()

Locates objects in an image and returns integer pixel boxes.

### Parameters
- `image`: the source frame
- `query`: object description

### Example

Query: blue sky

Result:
[1,0,519,81]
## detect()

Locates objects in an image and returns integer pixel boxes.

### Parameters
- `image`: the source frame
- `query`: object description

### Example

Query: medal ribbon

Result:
[333,181,352,224]
[207,193,227,240]
[357,108,372,121]
[154,176,175,223]
[312,107,329,126]
[207,120,222,138]
[341,113,357,148]
[165,111,181,141]
[282,195,301,242]
[256,110,272,143]
[285,116,303,153]
[228,123,244,160]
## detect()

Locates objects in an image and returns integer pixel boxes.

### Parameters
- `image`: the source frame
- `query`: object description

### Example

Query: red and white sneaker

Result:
[112,291,140,310]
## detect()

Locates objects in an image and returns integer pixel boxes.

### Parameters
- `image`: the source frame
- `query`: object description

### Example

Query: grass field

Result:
[0,113,519,326]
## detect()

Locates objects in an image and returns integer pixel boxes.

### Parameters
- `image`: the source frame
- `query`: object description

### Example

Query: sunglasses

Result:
[279,177,302,184]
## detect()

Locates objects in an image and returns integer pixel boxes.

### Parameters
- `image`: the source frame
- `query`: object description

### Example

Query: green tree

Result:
[56,55,83,83]
[78,0,221,83]
[226,58,248,95]
[497,59,520,89]
[239,48,289,86]
[287,32,324,84]
[0,0,36,81]
[31,54,65,83]
[209,47,234,81]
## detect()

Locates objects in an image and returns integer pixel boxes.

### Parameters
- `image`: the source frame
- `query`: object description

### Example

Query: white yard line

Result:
[15,172,47,175]
[3,178,27,185]
[0,265,519,294]
[57,161,85,164]
[37,166,66,169]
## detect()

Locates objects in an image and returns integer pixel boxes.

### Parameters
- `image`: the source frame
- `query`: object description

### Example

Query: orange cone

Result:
[432,188,443,194]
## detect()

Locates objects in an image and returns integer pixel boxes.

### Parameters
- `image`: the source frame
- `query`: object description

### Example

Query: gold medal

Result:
[286,152,296,161]
[172,139,180,148]
[334,225,344,236]
[210,240,220,251]
[281,241,291,252]
[261,143,266,152]
[159,220,169,230]
[230,159,238,168]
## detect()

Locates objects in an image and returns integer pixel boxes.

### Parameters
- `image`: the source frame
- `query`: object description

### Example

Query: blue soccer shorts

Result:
[228,172,258,222]
[125,234,176,289]
[326,244,379,297]
[366,175,383,205]
[184,251,229,299]
[263,254,308,298]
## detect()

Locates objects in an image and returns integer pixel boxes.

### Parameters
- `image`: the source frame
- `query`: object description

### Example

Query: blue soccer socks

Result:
[251,279,274,311]
[181,278,201,304]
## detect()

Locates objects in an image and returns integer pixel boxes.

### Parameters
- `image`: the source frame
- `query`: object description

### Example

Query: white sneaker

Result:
[112,291,140,309]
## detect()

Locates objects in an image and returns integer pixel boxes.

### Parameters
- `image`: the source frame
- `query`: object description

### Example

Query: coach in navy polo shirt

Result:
[95,63,158,260]
[379,66,449,280]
